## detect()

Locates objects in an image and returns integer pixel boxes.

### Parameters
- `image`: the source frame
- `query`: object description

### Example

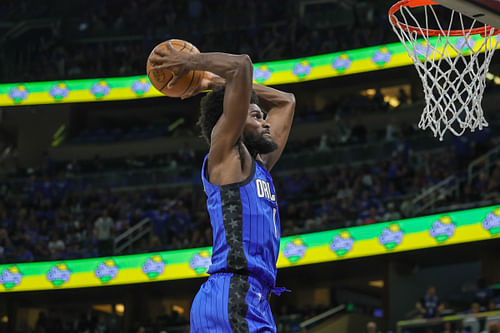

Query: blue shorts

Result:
[190,272,276,333]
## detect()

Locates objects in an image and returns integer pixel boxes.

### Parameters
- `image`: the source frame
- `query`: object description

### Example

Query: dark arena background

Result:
[0,0,500,332]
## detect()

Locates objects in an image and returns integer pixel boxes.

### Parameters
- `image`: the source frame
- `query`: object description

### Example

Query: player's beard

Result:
[243,131,278,156]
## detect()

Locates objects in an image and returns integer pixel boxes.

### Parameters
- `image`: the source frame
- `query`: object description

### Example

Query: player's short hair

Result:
[197,85,258,145]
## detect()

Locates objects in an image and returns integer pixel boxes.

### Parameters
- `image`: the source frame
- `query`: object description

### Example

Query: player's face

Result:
[243,104,278,154]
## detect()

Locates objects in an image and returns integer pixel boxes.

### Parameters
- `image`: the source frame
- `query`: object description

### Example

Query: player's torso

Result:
[201,155,281,287]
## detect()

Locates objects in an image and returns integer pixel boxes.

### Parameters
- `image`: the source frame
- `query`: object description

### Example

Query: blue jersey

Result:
[201,154,281,287]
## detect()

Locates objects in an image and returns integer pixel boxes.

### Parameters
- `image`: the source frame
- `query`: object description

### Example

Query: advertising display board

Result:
[2,35,499,107]
[1,205,498,293]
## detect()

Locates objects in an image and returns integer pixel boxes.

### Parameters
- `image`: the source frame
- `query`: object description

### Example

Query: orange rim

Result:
[389,0,500,37]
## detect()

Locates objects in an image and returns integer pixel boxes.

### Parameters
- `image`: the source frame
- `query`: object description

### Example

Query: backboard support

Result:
[434,0,500,29]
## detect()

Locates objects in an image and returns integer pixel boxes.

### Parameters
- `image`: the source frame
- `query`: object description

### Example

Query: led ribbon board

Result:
[1,205,499,293]
[2,35,500,107]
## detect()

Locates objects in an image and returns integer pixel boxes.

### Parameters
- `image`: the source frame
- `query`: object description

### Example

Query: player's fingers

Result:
[165,41,175,52]
[149,65,170,72]
[149,55,166,65]
[168,74,180,88]
[153,48,168,57]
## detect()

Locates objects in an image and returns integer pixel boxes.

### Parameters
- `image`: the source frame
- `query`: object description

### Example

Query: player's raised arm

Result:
[253,84,296,171]
[150,43,253,164]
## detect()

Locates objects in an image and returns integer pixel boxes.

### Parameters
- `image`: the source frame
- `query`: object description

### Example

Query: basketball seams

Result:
[158,72,174,92]
[178,41,187,52]
[184,70,202,97]
[180,70,196,97]
[169,40,186,51]
[192,70,202,93]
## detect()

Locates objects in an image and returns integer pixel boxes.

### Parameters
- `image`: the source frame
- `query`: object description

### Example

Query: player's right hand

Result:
[149,41,193,88]
[179,71,225,99]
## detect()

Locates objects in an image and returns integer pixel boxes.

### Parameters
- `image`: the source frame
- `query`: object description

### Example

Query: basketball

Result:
[146,39,204,98]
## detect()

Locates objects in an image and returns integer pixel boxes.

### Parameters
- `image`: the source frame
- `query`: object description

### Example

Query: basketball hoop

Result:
[389,0,500,140]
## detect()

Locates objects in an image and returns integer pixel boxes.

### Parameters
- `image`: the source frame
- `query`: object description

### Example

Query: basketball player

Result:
[150,42,295,332]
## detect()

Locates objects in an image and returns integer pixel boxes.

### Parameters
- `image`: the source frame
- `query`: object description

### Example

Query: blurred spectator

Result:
[15,242,34,262]
[0,228,13,263]
[94,208,114,256]
[48,232,65,258]
[126,153,146,169]
[488,299,499,312]
[65,158,81,177]
[35,311,47,332]
[462,183,481,203]
[382,202,401,221]
[470,302,481,314]
[385,121,398,142]
[484,165,500,201]
[476,171,490,195]
[398,88,410,105]
[361,207,382,225]
[81,242,99,258]
[365,321,381,333]
[114,211,130,235]
[33,238,50,260]
[474,128,493,156]
[351,122,368,143]
[441,321,453,333]
[488,321,500,333]
[475,278,494,309]
[416,286,445,319]
[453,136,473,170]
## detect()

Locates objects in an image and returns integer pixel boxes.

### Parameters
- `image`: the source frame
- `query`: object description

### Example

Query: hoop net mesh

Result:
[389,3,500,140]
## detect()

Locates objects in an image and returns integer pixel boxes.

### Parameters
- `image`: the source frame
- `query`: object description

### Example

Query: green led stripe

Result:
[0,205,498,293]
[1,35,498,106]
[279,206,494,248]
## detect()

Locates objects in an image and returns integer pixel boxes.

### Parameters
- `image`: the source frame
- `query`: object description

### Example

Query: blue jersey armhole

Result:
[201,154,256,189]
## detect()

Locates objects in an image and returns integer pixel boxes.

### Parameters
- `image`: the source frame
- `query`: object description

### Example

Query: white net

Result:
[389,3,500,140]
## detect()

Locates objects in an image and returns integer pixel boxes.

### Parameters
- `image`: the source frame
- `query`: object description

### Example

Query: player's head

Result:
[487,321,500,333]
[489,299,497,311]
[198,85,278,155]
[366,321,377,333]
[242,103,278,156]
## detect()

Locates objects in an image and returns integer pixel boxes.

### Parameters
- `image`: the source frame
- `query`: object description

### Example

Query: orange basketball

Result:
[146,39,204,98]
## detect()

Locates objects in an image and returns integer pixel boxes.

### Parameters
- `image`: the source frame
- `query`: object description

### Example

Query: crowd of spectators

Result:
[0,30,499,263]
[1,0,394,83]
[411,284,500,333]
[21,310,123,333]
[15,306,189,333]
[62,88,398,147]
[0,124,498,264]
[1,2,500,333]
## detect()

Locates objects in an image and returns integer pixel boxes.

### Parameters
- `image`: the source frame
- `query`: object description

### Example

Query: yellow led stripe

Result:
[1,205,498,293]
[2,35,498,107]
